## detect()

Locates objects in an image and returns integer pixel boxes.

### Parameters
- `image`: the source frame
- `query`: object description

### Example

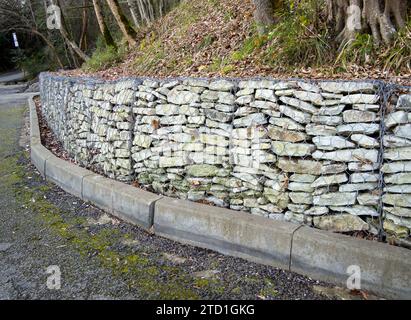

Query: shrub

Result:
[83,38,126,72]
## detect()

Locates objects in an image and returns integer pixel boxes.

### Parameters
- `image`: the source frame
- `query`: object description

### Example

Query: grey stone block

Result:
[112,181,162,229]
[28,98,41,138]
[45,156,92,198]
[30,142,53,177]
[82,174,114,213]
[154,197,300,270]
[290,226,411,299]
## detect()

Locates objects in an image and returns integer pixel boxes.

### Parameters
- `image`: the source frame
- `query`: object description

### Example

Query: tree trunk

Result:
[51,0,90,61]
[253,0,284,34]
[127,0,140,27]
[327,0,409,47]
[79,0,88,51]
[106,0,137,47]
[92,0,117,48]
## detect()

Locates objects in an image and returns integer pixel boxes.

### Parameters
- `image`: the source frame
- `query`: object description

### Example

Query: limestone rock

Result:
[288,182,314,193]
[306,124,337,136]
[313,214,369,232]
[340,94,379,105]
[385,111,408,128]
[267,126,307,142]
[293,91,323,105]
[235,95,254,105]
[385,172,411,184]
[318,105,345,116]
[396,94,411,110]
[255,89,277,102]
[280,96,319,114]
[290,174,316,183]
[343,110,377,123]
[289,192,313,205]
[209,80,235,91]
[384,185,411,193]
[383,135,411,148]
[384,206,411,218]
[311,174,348,188]
[351,172,379,183]
[269,117,305,131]
[384,147,411,161]
[313,192,356,206]
[233,113,267,127]
[271,141,315,157]
[330,205,379,216]
[393,124,411,140]
[313,136,355,150]
[385,213,411,229]
[133,134,153,148]
[114,89,135,105]
[297,82,320,93]
[337,123,379,135]
[383,194,411,208]
[305,206,329,215]
[250,101,279,109]
[312,148,378,163]
[200,134,229,147]
[279,105,311,124]
[277,158,322,175]
[168,89,200,105]
[311,115,342,126]
[185,164,219,177]
[350,134,378,148]
[320,82,375,94]
[339,183,378,192]
[383,220,409,238]
[357,193,379,206]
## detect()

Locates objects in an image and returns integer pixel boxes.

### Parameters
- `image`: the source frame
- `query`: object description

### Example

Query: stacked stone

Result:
[88,80,137,181]
[382,92,411,238]
[40,77,69,149]
[131,79,237,205]
[132,79,175,194]
[229,80,285,218]
[280,81,381,231]
[40,73,411,235]
[66,82,92,165]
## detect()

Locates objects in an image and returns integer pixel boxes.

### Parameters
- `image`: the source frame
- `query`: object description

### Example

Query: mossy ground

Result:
[0,101,332,300]
[2,149,315,299]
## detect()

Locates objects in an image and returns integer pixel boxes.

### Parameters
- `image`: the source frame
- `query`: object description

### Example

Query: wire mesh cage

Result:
[39,73,411,245]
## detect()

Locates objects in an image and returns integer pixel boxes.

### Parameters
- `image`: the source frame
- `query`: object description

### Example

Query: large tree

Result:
[254,0,410,46]
[106,0,137,47]
[327,0,409,46]
[51,0,90,62]
[253,0,285,34]
[92,0,116,48]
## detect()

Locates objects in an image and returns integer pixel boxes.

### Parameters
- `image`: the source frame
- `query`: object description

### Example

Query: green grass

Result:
[381,19,411,72]
[83,37,128,72]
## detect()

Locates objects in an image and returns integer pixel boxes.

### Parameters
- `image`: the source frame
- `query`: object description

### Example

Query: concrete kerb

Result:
[153,196,299,271]
[28,96,411,299]
[291,226,411,299]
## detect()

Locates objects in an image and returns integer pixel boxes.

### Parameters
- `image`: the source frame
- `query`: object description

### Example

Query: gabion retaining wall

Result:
[39,73,411,238]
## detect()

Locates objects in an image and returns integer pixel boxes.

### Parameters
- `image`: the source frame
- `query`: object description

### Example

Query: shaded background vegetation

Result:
[0,0,409,80]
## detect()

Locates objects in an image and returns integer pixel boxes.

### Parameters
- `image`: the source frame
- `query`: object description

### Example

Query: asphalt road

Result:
[0,71,356,300]
[0,71,26,84]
